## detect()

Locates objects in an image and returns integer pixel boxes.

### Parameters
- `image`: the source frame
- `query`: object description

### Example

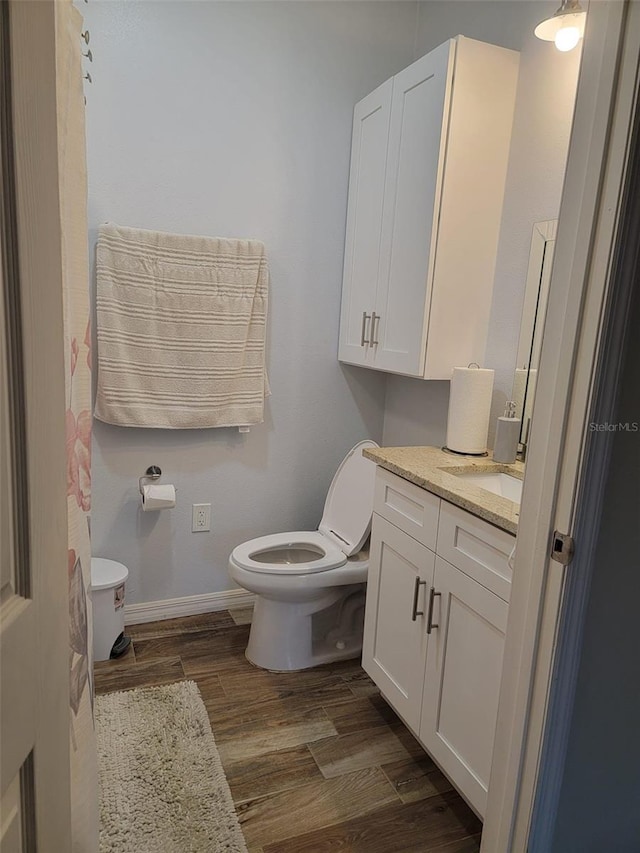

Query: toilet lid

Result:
[91,557,128,590]
[318,439,379,556]
[231,531,347,574]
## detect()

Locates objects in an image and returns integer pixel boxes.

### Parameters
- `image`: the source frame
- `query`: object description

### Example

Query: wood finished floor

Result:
[94,610,482,852]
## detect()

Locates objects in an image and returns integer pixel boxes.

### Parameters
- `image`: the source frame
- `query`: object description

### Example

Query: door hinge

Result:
[551,531,575,565]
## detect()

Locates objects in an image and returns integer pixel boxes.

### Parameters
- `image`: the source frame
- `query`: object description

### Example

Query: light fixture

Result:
[534,0,586,52]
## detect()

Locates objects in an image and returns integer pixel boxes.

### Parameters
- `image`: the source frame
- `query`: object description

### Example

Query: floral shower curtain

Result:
[57,1,99,850]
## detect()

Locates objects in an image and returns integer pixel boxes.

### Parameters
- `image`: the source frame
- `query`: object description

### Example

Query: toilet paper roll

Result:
[141,483,176,512]
[446,367,495,455]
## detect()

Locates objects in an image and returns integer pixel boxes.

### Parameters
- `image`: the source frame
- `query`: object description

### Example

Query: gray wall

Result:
[382,0,581,447]
[550,288,640,850]
[85,1,417,604]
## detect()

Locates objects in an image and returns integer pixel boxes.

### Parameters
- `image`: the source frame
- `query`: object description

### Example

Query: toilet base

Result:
[245,644,362,674]
[245,584,366,671]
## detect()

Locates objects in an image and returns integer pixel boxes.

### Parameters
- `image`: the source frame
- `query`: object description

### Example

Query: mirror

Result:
[512,219,558,447]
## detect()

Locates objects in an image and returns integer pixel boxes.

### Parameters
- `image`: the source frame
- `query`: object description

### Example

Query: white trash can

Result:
[92,558,129,662]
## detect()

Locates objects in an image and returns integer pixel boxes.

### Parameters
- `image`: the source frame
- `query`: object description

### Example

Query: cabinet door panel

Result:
[420,557,507,817]
[374,41,454,376]
[362,515,435,733]
[338,79,392,367]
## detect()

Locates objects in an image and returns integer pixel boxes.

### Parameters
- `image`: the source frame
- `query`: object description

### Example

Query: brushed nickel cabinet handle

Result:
[361,312,371,346]
[426,587,441,634]
[371,312,380,345]
[411,576,427,621]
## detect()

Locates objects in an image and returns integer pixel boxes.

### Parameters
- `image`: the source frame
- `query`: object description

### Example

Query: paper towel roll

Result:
[141,483,176,511]
[446,367,495,455]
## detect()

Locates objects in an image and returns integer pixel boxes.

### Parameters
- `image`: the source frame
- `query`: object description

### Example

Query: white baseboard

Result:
[124,589,255,625]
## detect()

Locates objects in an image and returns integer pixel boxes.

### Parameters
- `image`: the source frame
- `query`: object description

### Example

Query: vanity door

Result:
[419,556,508,817]
[362,514,435,734]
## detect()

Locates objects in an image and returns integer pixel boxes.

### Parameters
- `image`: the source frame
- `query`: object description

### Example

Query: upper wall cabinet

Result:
[338,37,519,379]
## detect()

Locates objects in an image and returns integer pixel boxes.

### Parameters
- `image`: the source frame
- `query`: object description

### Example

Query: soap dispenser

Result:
[493,401,520,464]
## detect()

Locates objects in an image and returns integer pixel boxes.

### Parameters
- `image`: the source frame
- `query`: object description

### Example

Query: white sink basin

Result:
[453,471,523,504]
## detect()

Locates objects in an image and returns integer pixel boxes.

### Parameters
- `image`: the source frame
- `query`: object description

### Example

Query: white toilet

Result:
[228,440,379,671]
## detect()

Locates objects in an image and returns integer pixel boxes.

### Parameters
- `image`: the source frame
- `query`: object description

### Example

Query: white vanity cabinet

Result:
[338,36,519,378]
[362,468,515,817]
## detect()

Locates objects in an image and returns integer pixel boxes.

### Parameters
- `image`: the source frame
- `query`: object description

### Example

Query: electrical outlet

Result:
[192,503,211,533]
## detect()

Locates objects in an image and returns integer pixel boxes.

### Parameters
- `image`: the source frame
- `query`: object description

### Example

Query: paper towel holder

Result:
[139,465,162,495]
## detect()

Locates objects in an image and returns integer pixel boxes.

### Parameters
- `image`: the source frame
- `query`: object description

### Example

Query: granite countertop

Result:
[363,445,523,535]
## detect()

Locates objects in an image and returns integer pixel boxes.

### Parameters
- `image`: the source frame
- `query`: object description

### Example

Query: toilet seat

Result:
[231,440,379,578]
[231,531,347,575]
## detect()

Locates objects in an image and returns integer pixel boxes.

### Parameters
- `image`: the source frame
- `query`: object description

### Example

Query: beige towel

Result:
[95,224,269,428]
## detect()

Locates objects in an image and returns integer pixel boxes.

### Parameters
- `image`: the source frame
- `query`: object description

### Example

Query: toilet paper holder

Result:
[139,465,162,495]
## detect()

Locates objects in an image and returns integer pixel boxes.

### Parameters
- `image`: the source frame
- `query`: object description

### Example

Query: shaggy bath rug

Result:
[95,681,248,853]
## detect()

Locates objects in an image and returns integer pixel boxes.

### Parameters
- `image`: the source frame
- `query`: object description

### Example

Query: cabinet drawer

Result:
[437,503,515,602]
[374,468,440,551]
